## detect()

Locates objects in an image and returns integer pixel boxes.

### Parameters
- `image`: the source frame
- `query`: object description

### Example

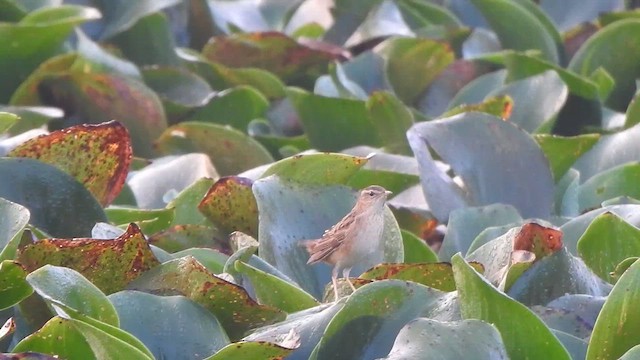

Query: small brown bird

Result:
[302,185,392,301]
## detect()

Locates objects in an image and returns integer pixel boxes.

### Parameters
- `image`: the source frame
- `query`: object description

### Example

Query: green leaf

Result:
[312,280,456,359]
[534,134,600,181]
[166,177,215,226]
[360,262,483,292]
[443,95,513,120]
[198,176,258,237]
[26,265,119,327]
[469,0,560,63]
[261,152,369,185]
[401,230,438,264]
[611,257,638,283]
[127,256,285,340]
[451,254,570,359]
[0,158,106,238]
[577,163,640,212]
[0,197,30,262]
[288,88,382,151]
[13,316,153,360]
[381,318,508,359]
[234,260,319,313]
[587,259,640,359]
[569,19,640,111]
[105,206,174,235]
[188,86,269,131]
[110,291,230,359]
[577,212,640,283]
[0,112,18,133]
[0,260,32,310]
[395,0,462,29]
[149,224,229,254]
[155,121,274,176]
[377,37,454,104]
[8,121,132,207]
[366,91,414,155]
[205,341,293,360]
[170,248,228,274]
[17,224,160,294]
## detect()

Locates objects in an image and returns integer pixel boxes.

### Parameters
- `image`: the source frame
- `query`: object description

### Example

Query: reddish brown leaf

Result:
[202,31,340,87]
[513,222,563,260]
[198,176,258,238]
[8,121,132,206]
[17,224,160,294]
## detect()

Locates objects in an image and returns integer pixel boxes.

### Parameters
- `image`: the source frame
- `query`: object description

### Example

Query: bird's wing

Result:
[304,218,351,264]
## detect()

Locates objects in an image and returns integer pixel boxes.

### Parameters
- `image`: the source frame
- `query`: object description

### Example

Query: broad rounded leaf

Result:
[110,291,229,360]
[407,113,553,222]
[198,176,258,237]
[534,134,600,181]
[0,260,32,310]
[451,254,570,359]
[0,158,106,238]
[206,341,293,360]
[261,152,369,185]
[0,197,30,261]
[8,121,132,206]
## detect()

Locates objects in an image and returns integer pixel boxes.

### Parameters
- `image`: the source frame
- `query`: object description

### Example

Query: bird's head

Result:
[357,185,392,208]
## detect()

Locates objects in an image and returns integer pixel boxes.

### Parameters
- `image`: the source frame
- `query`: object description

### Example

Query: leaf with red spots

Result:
[128,256,285,340]
[8,121,132,206]
[154,122,273,176]
[11,54,167,158]
[149,224,230,254]
[513,222,563,259]
[17,224,160,294]
[359,262,484,292]
[207,341,294,360]
[198,177,258,238]
[202,32,341,87]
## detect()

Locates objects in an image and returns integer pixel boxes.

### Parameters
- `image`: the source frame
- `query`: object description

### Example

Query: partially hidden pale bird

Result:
[302,185,392,301]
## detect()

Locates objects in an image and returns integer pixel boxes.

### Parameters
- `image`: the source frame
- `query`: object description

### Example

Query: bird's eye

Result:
[368,191,375,196]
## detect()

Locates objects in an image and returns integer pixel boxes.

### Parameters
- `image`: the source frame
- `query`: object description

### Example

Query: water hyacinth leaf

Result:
[8,121,132,206]
[0,158,106,238]
[443,95,513,120]
[97,0,181,39]
[165,177,215,226]
[288,89,382,151]
[396,0,462,29]
[17,224,160,295]
[487,70,568,132]
[109,291,230,360]
[149,224,230,254]
[507,249,611,306]
[128,154,218,209]
[234,260,319,313]
[439,204,522,261]
[0,112,18,133]
[0,106,63,136]
[577,163,640,212]
[155,122,273,176]
[0,260,32,310]
[469,0,560,63]
[380,318,508,360]
[12,316,153,360]
[533,294,605,339]
[569,19,640,111]
[141,66,214,121]
[447,69,507,109]
[366,91,414,155]
[611,257,638,283]
[561,205,640,254]
[253,177,403,298]
[0,5,101,102]
[312,280,457,359]
[534,134,600,181]
[187,86,269,131]
[198,176,258,237]
[105,206,174,235]
[202,31,338,87]
[127,256,285,340]
[170,248,228,274]
[206,341,294,360]
[407,112,554,222]
[451,254,570,359]
[377,37,454,105]
[587,259,640,359]
[401,230,438,263]
[359,262,483,292]
[0,197,30,262]
[261,152,369,185]
[577,212,640,283]
[26,265,119,326]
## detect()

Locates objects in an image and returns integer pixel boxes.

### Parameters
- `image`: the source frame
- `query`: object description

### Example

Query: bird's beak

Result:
[385,190,393,196]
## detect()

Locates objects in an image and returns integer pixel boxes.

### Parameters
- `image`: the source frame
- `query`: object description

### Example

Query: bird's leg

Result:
[331,266,339,302]
[343,267,356,293]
